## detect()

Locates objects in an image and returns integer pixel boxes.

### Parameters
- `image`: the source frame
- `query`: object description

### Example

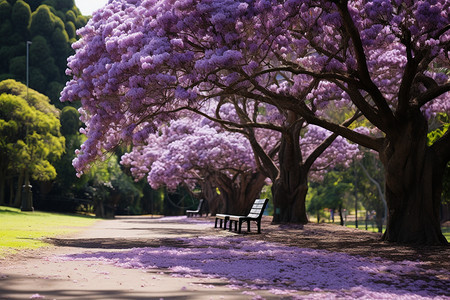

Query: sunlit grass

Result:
[309,214,450,243]
[344,222,450,243]
[442,226,450,243]
[0,206,97,257]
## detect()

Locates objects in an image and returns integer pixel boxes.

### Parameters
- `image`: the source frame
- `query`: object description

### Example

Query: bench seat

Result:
[214,213,230,229]
[216,198,269,234]
[186,199,205,217]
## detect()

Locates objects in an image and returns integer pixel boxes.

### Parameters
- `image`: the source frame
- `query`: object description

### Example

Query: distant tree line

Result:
[0,1,177,217]
[0,0,87,106]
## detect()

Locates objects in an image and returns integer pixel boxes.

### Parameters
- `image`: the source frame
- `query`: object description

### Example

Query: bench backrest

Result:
[196,199,204,210]
[247,198,269,219]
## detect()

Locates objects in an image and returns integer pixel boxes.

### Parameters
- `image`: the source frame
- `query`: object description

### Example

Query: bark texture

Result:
[271,122,308,224]
[380,115,447,245]
[215,171,267,215]
[199,179,223,215]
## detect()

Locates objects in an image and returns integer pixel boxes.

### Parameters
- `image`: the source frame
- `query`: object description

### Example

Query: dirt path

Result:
[0,216,274,300]
[0,216,448,299]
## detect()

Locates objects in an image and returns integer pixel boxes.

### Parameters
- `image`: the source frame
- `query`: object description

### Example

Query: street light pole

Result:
[26,41,32,101]
[21,41,33,212]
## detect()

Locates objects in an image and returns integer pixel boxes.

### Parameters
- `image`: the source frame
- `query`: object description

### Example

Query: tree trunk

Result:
[380,117,447,245]
[271,123,308,224]
[0,168,5,205]
[13,170,24,208]
[217,172,266,215]
[8,179,14,205]
[339,204,344,226]
[375,213,383,233]
[95,198,105,218]
[199,179,223,215]
[271,174,308,223]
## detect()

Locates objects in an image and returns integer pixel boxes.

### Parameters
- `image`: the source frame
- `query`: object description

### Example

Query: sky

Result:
[75,0,109,16]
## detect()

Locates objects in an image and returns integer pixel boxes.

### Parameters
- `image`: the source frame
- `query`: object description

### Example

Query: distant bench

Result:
[214,198,269,233]
[186,199,205,217]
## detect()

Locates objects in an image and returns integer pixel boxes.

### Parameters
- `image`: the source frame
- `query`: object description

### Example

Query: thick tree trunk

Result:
[217,172,266,215]
[199,179,223,215]
[271,173,308,224]
[380,117,447,245]
[271,121,308,224]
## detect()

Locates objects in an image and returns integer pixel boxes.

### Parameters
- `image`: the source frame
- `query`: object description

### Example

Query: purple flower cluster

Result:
[120,110,262,190]
[60,0,449,177]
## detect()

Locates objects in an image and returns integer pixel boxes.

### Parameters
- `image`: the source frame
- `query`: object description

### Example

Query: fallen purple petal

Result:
[54,233,449,299]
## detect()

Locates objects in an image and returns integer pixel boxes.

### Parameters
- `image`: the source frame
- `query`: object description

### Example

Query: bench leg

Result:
[247,220,251,232]
[215,218,218,228]
[224,219,229,230]
[238,220,242,233]
[257,221,261,233]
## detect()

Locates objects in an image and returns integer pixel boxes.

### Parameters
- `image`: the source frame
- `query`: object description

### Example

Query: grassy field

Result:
[309,213,450,243]
[442,226,450,242]
[343,222,450,242]
[0,206,97,257]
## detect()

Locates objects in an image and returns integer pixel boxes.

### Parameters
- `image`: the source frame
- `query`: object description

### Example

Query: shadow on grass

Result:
[0,208,22,215]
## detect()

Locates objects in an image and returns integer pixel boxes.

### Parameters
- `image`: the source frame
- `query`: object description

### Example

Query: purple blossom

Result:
[56,219,450,299]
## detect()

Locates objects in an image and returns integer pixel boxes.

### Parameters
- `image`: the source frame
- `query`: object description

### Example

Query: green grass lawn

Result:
[343,222,450,242]
[442,226,450,242]
[0,206,97,257]
[309,214,450,243]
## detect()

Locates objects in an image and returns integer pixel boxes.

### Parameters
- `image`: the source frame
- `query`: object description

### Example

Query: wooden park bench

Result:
[214,212,230,230]
[215,198,269,233]
[186,199,205,217]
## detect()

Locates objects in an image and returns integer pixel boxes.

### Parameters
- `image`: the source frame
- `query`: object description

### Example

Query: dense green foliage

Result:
[307,153,387,232]
[49,106,146,217]
[0,79,64,205]
[0,0,87,106]
[0,1,155,217]
[428,114,450,205]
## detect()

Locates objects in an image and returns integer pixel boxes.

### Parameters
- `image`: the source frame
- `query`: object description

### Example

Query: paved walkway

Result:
[0,216,275,300]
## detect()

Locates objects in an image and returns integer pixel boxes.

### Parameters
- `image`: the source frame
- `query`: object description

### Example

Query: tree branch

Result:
[416,82,450,107]
[334,0,395,128]
[304,110,362,170]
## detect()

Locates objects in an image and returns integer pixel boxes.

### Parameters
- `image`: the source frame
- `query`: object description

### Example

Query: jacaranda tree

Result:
[209,98,360,223]
[62,0,449,244]
[61,0,360,224]
[253,0,449,244]
[121,111,268,215]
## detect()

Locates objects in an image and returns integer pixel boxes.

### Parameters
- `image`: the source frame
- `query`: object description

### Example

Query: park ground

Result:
[0,211,449,299]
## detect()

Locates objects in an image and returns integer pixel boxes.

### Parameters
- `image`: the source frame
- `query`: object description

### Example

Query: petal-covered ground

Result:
[56,217,450,300]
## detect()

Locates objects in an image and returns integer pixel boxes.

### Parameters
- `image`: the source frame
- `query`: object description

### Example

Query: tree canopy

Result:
[0,79,64,204]
[0,0,88,105]
[61,0,449,244]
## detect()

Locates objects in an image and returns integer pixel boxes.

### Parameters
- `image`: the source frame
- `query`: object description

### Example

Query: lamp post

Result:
[26,41,31,98]
[21,41,33,212]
